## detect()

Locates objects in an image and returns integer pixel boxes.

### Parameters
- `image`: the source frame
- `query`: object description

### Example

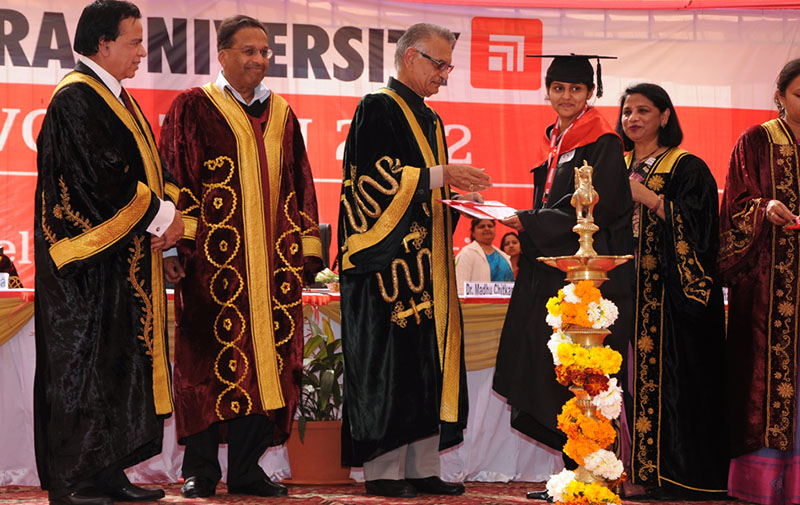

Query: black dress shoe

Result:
[228,477,288,497]
[51,488,113,505]
[181,476,216,498]
[407,476,465,496]
[527,489,554,501]
[104,484,165,502]
[365,479,417,498]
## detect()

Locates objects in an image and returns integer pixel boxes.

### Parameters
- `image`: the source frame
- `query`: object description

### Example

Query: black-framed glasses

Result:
[226,47,273,59]
[417,49,454,73]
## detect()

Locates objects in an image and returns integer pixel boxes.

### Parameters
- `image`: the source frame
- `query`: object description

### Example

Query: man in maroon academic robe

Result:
[160,15,323,499]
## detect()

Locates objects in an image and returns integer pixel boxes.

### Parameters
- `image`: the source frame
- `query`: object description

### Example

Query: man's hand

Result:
[501,213,524,231]
[454,192,484,203]
[152,210,184,251]
[442,164,491,192]
[164,256,185,283]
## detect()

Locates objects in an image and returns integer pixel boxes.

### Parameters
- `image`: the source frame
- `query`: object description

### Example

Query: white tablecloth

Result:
[0,314,561,486]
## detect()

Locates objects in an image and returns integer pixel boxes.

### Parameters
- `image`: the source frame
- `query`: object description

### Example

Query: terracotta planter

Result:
[285,419,352,484]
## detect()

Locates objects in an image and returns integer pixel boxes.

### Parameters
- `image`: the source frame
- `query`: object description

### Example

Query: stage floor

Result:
[0,482,745,505]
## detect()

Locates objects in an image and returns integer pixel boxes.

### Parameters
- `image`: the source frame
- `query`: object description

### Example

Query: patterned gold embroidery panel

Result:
[390,291,434,327]
[719,198,762,262]
[341,156,419,269]
[199,155,253,420]
[762,119,799,450]
[628,149,683,485]
[202,83,286,412]
[670,209,712,305]
[127,235,154,355]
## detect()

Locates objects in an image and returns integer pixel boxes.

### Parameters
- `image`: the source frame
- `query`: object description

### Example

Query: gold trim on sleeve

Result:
[49,182,152,269]
[302,235,322,258]
[182,215,198,240]
[165,182,180,203]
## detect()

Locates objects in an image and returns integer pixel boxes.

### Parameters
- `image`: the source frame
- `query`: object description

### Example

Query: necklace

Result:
[633,146,662,168]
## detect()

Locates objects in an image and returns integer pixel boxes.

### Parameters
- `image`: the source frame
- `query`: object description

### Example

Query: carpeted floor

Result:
[0,482,746,505]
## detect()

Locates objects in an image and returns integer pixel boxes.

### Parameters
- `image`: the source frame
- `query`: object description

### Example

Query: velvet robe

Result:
[493,110,635,452]
[719,118,800,458]
[159,85,323,444]
[337,79,468,467]
[627,148,728,492]
[34,63,175,491]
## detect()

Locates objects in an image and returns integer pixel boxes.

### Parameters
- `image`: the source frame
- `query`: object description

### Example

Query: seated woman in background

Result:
[618,82,728,498]
[500,232,520,278]
[455,218,513,294]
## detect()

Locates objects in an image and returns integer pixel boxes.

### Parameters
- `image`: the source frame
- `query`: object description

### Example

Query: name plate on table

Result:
[463,282,514,297]
[0,273,8,290]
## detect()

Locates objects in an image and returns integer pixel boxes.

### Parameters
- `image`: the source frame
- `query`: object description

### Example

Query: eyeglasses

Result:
[226,47,273,59]
[417,49,454,73]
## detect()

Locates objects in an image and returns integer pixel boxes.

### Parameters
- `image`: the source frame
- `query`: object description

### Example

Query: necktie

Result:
[120,88,137,117]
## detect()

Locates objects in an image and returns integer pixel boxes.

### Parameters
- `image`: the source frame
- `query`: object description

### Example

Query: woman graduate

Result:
[492,54,634,499]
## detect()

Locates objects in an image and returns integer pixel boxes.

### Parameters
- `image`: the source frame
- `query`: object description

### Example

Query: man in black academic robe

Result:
[337,23,490,499]
[34,3,184,504]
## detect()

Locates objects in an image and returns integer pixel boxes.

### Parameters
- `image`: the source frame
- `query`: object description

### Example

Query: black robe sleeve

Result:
[36,83,161,278]
[517,133,632,260]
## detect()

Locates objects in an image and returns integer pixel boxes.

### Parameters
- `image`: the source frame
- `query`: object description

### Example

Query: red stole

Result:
[532,107,620,169]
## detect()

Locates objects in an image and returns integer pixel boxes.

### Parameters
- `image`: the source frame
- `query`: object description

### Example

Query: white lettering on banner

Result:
[463,281,514,297]
[335,119,352,160]
[445,124,472,164]
[0,231,33,265]
[0,109,21,151]
[0,231,32,265]
[0,108,45,153]
[487,34,525,72]
[22,109,45,152]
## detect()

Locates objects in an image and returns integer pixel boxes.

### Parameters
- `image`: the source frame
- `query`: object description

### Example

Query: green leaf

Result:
[323,317,335,344]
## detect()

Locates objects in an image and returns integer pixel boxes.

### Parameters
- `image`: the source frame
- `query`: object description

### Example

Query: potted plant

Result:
[285,315,351,484]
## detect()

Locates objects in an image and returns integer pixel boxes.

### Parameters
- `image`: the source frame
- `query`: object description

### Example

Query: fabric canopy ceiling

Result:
[394,0,800,8]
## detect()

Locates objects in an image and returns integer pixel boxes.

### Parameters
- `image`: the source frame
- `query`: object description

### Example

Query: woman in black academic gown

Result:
[620,83,728,498]
[492,55,634,498]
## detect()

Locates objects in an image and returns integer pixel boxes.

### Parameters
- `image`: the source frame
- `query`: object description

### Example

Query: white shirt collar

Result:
[78,55,123,102]
[215,70,270,106]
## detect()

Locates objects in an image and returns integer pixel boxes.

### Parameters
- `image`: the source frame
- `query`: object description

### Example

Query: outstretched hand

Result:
[442,164,491,192]
[501,213,524,231]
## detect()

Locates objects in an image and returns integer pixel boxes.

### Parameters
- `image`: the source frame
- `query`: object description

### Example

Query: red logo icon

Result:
[470,17,543,90]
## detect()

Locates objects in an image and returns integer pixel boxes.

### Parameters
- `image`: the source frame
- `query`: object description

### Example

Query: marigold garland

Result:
[555,365,609,395]
[557,398,616,464]
[556,344,622,377]
[562,480,621,505]
[545,280,626,504]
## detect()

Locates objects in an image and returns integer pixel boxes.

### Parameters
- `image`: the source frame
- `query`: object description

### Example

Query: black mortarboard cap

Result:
[527,53,617,98]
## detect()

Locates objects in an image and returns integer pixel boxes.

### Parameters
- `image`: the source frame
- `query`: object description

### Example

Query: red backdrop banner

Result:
[0,1,796,286]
